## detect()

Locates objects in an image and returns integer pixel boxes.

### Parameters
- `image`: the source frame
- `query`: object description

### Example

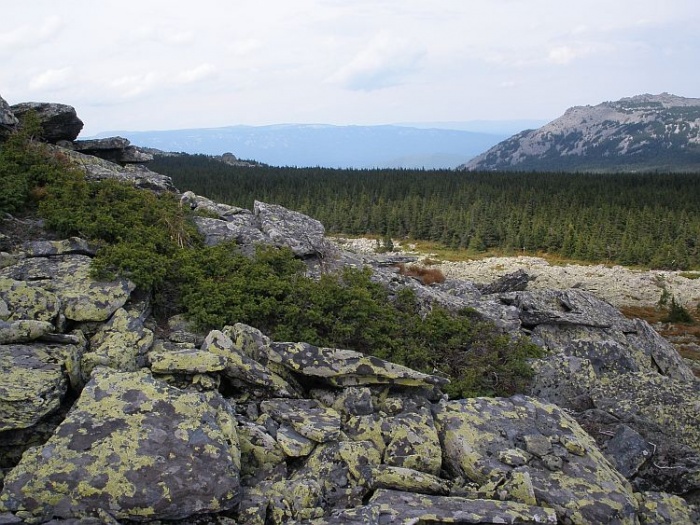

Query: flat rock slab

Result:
[434,395,638,525]
[368,489,557,524]
[0,344,68,432]
[0,368,241,522]
[268,342,448,388]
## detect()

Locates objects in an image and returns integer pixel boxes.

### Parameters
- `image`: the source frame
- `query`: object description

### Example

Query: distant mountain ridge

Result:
[460,93,700,172]
[91,123,514,169]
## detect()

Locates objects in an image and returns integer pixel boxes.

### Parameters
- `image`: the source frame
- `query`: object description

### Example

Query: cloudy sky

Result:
[1,0,698,135]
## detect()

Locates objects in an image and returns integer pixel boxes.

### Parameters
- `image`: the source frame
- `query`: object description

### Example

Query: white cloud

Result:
[108,72,162,99]
[175,64,217,85]
[0,15,62,53]
[28,67,73,92]
[326,34,425,91]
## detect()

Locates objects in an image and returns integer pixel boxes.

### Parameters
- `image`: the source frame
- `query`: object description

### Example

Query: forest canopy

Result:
[150,154,700,270]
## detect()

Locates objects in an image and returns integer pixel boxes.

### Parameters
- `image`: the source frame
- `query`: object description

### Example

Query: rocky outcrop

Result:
[10,102,83,143]
[0,96,18,135]
[71,136,154,164]
[51,146,175,193]
[185,195,330,258]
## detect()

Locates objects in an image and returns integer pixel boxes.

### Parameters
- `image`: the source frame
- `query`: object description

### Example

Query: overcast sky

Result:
[1,1,698,135]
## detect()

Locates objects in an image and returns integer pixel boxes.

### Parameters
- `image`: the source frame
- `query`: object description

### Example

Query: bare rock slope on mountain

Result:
[460,93,700,172]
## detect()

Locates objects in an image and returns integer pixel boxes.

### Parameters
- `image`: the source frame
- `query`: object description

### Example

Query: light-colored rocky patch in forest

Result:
[331,237,700,309]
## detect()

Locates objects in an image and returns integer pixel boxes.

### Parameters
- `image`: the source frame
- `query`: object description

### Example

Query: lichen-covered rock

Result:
[369,465,450,495]
[528,355,597,411]
[434,395,638,524]
[23,238,96,258]
[381,405,442,476]
[254,201,326,257]
[260,399,341,443]
[192,216,267,248]
[0,368,241,522]
[634,491,699,525]
[0,279,59,323]
[367,489,558,524]
[148,347,227,375]
[0,319,54,344]
[236,419,286,479]
[0,344,69,432]
[0,255,134,323]
[591,372,700,454]
[203,330,299,398]
[267,342,448,389]
[82,308,153,379]
[10,102,83,142]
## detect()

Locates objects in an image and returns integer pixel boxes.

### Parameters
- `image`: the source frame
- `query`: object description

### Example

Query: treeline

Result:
[150,154,700,270]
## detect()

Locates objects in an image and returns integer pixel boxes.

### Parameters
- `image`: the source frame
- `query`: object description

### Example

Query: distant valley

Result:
[90,121,546,169]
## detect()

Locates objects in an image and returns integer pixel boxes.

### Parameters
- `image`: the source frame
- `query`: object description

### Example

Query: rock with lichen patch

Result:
[266,341,448,389]
[591,372,700,454]
[367,489,558,524]
[0,278,60,323]
[434,395,638,524]
[0,368,241,522]
[260,399,341,443]
[0,344,69,432]
[0,255,134,323]
[202,330,300,398]
[81,308,153,380]
[634,491,699,524]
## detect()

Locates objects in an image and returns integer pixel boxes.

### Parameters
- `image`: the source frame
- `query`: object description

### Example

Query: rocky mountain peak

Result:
[460,93,700,172]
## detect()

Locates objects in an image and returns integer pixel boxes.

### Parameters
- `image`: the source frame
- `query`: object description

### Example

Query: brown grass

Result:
[395,263,446,286]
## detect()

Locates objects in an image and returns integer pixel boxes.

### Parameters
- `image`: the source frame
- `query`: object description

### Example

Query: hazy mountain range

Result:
[91,120,546,169]
[460,93,700,172]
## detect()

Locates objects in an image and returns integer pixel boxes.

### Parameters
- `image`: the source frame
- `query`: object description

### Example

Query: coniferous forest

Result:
[150,154,700,270]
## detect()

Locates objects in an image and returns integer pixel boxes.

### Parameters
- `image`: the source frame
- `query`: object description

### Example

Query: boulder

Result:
[260,399,341,443]
[192,216,267,249]
[10,102,83,142]
[434,395,638,524]
[479,269,533,294]
[202,330,299,398]
[591,372,700,454]
[0,255,134,323]
[0,344,69,432]
[0,320,54,344]
[0,368,241,522]
[82,307,153,379]
[254,201,326,257]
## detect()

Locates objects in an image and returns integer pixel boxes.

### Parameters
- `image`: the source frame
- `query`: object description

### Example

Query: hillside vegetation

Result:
[0,125,542,398]
[150,154,700,270]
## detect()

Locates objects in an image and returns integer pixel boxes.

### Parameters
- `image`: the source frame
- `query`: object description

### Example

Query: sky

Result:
[1,0,698,136]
